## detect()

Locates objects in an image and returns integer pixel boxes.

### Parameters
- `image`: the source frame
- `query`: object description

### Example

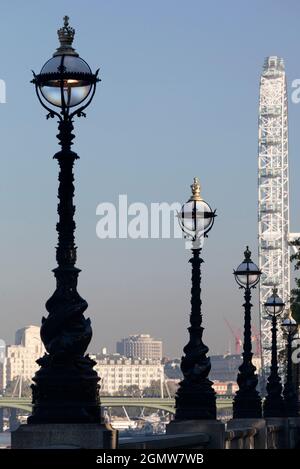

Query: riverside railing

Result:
[117,418,300,449]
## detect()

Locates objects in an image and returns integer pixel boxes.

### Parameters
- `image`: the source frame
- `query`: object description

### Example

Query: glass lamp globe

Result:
[282,316,297,333]
[178,177,215,240]
[292,327,300,342]
[234,246,261,288]
[33,16,98,109]
[39,55,93,108]
[264,288,285,316]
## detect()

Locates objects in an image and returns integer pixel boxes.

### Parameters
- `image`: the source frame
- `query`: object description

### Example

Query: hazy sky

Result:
[1,0,300,357]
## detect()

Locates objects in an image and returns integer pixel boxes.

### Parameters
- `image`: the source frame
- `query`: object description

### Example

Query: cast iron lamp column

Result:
[175,177,217,419]
[263,288,285,418]
[282,317,298,417]
[293,328,300,414]
[28,17,101,424]
[292,324,300,415]
[232,247,262,419]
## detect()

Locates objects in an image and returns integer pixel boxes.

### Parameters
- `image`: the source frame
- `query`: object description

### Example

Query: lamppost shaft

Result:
[243,288,252,357]
[263,315,284,417]
[28,120,101,424]
[233,287,262,418]
[55,120,77,268]
[175,248,216,420]
[297,351,300,413]
[189,248,203,328]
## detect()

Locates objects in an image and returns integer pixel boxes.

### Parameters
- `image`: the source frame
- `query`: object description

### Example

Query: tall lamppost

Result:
[27,17,101,424]
[173,177,217,420]
[263,288,285,418]
[282,316,298,417]
[232,247,262,418]
[292,327,300,413]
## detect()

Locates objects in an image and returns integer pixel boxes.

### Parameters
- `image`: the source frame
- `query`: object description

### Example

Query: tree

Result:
[289,240,300,390]
[290,238,300,324]
[114,385,141,397]
[142,380,162,397]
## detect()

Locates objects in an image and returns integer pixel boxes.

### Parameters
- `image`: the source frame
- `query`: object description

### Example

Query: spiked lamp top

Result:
[53,16,78,57]
[189,177,202,202]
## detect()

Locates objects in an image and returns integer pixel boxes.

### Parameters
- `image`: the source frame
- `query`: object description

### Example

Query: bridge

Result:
[0,396,233,414]
[2,396,298,449]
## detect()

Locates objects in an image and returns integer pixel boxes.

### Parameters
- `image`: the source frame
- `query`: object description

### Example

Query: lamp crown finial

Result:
[244,246,251,259]
[53,16,78,57]
[189,177,202,201]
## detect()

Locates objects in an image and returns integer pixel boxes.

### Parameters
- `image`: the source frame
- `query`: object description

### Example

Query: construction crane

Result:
[252,325,261,357]
[224,317,261,357]
[223,318,242,355]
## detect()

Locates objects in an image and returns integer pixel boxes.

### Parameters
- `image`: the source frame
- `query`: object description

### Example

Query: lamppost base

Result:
[232,392,262,419]
[166,419,225,449]
[175,380,217,420]
[263,397,285,418]
[28,354,101,424]
[11,423,118,449]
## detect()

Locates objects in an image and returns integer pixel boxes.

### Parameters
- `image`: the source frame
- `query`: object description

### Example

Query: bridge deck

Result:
[0,397,233,414]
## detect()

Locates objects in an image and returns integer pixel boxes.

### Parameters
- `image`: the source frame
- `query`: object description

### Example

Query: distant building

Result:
[212,381,239,396]
[161,377,238,398]
[210,354,243,382]
[0,340,5,363]
[116,334,163,361]
[15,326,44,356]
[93,353,164,396]
[210,354,262,383]
[0,340,5,392]
[0,325,44,392]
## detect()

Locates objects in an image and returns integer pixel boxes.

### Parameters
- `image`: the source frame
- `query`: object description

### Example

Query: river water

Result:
[0,432,11,448]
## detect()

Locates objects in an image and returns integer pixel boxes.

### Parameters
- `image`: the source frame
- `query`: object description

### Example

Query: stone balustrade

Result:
[118,418,300,449]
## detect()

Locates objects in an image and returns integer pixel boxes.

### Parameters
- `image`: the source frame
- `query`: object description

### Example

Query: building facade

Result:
[210,354,243,382]
[94,354,164,396]
[212,381,239,396]
[116,334,163,361]
[162,378,239,397]
[210,354,261,381]
[0,340,5,364]
[0,325,44,392]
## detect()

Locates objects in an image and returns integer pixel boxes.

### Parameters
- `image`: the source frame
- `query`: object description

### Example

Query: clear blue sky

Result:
[0,0,300,357]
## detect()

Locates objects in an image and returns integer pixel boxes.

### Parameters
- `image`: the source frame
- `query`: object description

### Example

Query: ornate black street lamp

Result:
[282,316,298,417]
[28,17,101,424]
[263,288,285,418]
[232,247,262,419]
[175,177,217,420]
[292,327,300,413]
